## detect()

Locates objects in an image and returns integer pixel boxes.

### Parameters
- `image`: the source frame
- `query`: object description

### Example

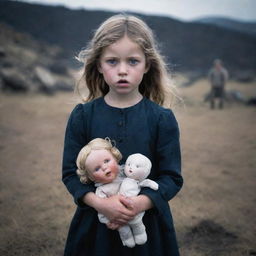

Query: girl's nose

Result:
[118,62,127,75]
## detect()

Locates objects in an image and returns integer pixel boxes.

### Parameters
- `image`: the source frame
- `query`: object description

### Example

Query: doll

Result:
[76,138,125,224]
[76,139,158,248]
[118,153,159,247]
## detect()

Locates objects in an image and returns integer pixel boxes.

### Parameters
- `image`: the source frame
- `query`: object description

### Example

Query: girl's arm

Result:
[83,193,135,225]
[139,110,183,220]
[62,104,95,208]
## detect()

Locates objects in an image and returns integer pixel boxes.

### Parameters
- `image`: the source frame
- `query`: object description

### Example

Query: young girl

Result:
[62,14,183,256]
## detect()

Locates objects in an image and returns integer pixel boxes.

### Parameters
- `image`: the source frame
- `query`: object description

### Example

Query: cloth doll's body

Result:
[118,153,159,247]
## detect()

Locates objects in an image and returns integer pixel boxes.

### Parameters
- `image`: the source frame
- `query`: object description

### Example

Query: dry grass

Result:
[0,78,255,255]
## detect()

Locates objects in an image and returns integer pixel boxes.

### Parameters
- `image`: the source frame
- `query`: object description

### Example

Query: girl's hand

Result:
[120,194,154,216]
[95,195,135,225]
[106,222,120,230]
[105,195,154,230]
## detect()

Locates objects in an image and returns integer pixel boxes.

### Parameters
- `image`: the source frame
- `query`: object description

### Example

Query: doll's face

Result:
[124,154,151,181]
[85,149,119,184]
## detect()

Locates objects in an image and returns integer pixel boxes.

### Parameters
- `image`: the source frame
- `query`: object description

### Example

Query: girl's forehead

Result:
[101,36,144,57]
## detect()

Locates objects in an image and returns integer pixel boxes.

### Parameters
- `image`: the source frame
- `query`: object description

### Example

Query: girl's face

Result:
[98,35,148,97]
[85,149,119,184]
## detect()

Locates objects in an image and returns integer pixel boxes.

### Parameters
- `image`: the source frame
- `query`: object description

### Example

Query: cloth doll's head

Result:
[124,153,152,181]
[76,138,122,184]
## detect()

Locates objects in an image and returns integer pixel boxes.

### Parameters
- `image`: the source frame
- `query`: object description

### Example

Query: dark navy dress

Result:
[62,97,183,256]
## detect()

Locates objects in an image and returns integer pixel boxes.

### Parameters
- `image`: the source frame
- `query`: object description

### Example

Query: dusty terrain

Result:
[0,78,255,256]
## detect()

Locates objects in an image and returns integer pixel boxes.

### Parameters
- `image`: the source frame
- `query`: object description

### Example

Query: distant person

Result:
[208,59,229,109]
[62,14,183,256]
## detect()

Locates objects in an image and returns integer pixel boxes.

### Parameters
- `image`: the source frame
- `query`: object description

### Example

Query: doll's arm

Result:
[139,179,159,190]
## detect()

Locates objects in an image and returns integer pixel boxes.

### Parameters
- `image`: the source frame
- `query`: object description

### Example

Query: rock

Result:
[34,66,56,94]
[0,47,6,58]
[49,61,68,75]
[225,90,247,103]
[204,89,247,104]
[1,68,29,92]
[234,71,255,83]
[247,97,256,106]
[54,82,73,92]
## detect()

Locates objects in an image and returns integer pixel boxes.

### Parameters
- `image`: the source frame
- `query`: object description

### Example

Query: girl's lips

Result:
[117,79,129,84]
[117,80,129,87]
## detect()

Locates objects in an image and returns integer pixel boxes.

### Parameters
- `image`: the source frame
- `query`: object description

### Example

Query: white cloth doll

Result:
[118,153,159,247]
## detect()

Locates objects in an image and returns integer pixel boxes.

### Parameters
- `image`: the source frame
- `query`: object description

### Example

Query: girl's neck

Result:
[104,93,143,108]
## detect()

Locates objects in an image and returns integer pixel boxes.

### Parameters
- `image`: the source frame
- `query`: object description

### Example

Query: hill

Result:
[0,0,256,77]
[196,16,256,37]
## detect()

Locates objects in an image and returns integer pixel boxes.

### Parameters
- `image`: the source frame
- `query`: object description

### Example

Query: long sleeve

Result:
[62,104,95,208]
[140,109,183,218]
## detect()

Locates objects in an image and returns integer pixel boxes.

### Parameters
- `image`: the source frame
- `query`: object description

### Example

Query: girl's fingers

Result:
[115,213,134,224]
[106,222,120,230]
[119,196,134,210]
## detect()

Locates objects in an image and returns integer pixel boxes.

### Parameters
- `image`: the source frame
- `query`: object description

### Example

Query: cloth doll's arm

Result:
[62,104,95,208]
[139,179,158,190]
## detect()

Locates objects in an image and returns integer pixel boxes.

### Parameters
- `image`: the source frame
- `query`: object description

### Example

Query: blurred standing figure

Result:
[208,59,229,109]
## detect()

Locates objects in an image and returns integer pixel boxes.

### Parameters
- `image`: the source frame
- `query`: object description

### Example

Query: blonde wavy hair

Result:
[76,14,178,107]
[76,138,122,184]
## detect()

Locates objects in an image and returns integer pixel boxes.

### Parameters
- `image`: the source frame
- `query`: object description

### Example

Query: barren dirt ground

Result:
[0,79,255,256]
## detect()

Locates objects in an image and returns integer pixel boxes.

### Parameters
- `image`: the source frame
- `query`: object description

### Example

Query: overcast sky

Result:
[20,0,256,22]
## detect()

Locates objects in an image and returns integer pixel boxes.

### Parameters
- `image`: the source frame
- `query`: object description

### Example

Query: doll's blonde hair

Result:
[76,14,178,107]
[76,138,122,184]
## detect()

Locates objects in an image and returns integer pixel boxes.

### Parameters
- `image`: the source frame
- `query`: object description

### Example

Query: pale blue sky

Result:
[20,0,256,21]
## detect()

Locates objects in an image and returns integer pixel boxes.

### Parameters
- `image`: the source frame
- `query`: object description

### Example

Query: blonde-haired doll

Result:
[76,138,124,223]
[62,14,183,255]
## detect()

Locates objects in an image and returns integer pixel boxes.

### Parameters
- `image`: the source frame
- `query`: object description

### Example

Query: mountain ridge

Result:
[0,0,255,76]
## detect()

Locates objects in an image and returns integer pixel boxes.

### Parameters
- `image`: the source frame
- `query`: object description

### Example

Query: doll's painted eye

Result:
[95,166,100,172]
[104,159,110,164]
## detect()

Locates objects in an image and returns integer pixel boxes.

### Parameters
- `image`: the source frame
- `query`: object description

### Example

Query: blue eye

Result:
[104,159,110,164]
[106,59,117,65]
[95,166,100,172]
[129,58,139,65]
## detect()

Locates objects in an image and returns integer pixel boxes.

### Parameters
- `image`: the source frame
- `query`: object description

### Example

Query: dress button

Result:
[118,121,123,126]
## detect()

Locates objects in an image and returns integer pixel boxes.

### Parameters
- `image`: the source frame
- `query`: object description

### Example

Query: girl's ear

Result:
[144,62,150,74]
[97,63,103,73]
